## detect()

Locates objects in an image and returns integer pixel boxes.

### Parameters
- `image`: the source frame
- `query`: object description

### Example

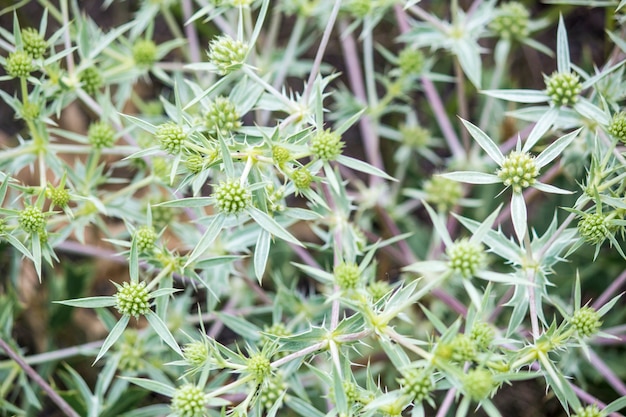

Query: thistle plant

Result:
[1,2,626,417]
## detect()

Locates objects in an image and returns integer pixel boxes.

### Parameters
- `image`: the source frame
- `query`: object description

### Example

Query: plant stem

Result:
[302,0,342,104]
[0,338,80,417]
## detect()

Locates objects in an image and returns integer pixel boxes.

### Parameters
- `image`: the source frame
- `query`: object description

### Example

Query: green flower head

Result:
[171,384,208,417]
[545,71,583,107]
[213,180,251,214]
[207,35,248,75]
[115,281,151,318]
[21,28,47,59]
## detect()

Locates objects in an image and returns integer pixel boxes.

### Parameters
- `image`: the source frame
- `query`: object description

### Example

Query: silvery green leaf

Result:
[217,312,262,341]
[185,214,226,267]
[480,89,549,103]
[463,280,483,310]
[254,230,271,283]
[573,98,610,125]
[476,270,535,286]
[155,197,213,208]
[94,315,129,364]
[292,263,334,283]
[247,206,303,247]
[54,296,116,308]
[460,118,503,165]
[556,15,571,73]
[510,192,527,243]
[532,182,572,195]
[334,108,366,136]
[123,377,176,398]
[402,260,448,273]
[468,205,501,246]
[535,128,581,168]
[422,201,452,248]
[145,311,182,357]
[440,171,500,184]
[336,155,396,181]
[523,107,559,152]
[605,393,626,414]
[452,38,482,88]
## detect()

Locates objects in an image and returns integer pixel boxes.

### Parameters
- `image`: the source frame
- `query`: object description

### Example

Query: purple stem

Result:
[182,0,201,63]
[593,269,626,310]
[0,338,80,417]
[338,20,385,185]
[588,349,626,396]
[393,5,464,160]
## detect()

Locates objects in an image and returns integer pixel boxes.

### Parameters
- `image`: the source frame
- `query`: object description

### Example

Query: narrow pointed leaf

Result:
[440,171,501,184]
[460,118,503,165]
[556,15,571,73]
[145,310,182,357]
[94,315,129,364]
[336,155,396,181]
[54,296,116,308]
[510,192,527,243]
[254,230,271,283]
[523,107,559,152]
[247,206,303,247]
[123,377,176,398]
[185,214,226,267]
[535,128,581,168]
[480,89,549,103]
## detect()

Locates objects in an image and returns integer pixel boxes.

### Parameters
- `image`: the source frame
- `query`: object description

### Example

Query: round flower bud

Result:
[272,145,291,166]
[608,112,626,144]
[400,124,430,149]
[213,180,251,214]
[424,175,462,212]
[446,238,485,279]
[462,368,495,402]
[171,384,208,417]
[207,35,248,75]
[398,47,425,76]
[88,121,116,148]
[367,280,391,303]
[247,353,271,383]
[344,0,371,18]
[151,204,176,229]
[156,122,186,154]
[497,151,539,193]
[205,96,241,134]
[19,205,46,234]
[117,331,145,372]
[578,213,611,244]
[398,368,434,403]
[47,186,70,208]
[0,218,7,236]
[469,322,495,350]
[259,374,287,410]
[21,102,40,121]
[451,334,477,362]
[21,28,47,59]
[5,50,34,78]
[572,405,605,417]
[135,225,157,252]
[545,71,583,107]
[79,67,103,95]
[334,262,360,290]
[133,39,158,68]
[571,306,602,338]
[342,381,360,403]
[264,322,291,338]
[115,281,151,318]
[292,168,313,191]
[489,2,530,40]
[185,153,205,174]
[310,129,344,161]
[183,340,209,366]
